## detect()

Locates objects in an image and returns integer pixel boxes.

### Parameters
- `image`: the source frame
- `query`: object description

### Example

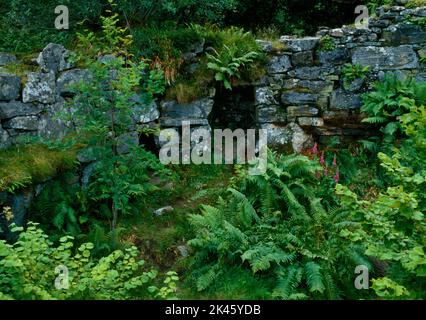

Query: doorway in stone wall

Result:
[208,85,257,131]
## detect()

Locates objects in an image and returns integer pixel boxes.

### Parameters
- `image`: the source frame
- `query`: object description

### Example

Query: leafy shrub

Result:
[61,10,169,231]
[337,104,426,299]
[0,222,178,299]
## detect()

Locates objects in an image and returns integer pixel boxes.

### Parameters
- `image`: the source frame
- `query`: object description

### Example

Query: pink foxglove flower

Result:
[324,167,329,176]
[333,169,340,183]
[311,143,318,155]
[320,151,325,166]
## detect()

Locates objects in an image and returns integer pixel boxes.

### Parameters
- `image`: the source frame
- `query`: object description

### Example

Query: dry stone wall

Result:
[0,5,425,154]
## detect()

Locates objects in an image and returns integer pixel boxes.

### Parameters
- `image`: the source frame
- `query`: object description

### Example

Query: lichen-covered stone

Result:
[319,48,349,65]
[255,87,277,106]
[382,24,426,46]
[57,69,92,96]
[3,116,39,131]
[287,106,319,117]
[258,105,286,123]
[267,55,292,74]
[37,101,73,139]
[281,92,320,105]
[0,101,42,119]
[330,89,362,110]
[117,132,139,154]
[23,72,56,104]
[37,43,74,74]
[352,45,419,70]
[160,98,213,127]
[291,51,314,66]
[0,73,20,101]
[0,125,10,149]
[0,53,17,66]
[256,40,273,53]
[298,117,324,127]
[280,36,320,52]
[130,97,160,124]
[283,79,334,94]
[287,67,332,80]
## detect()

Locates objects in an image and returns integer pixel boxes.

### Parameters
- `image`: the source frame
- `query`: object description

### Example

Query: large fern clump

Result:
[188,152,371,299]
[361,75,426,149]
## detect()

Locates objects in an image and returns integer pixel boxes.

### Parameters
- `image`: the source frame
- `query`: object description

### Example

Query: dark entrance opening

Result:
[209,85,257,130]
[139,131,159,157]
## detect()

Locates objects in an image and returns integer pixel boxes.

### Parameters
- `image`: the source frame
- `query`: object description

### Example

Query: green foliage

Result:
[342,64,370,90]
[361,75,426,148]
[0,222,177,299]
[61,11,169,231]
[207,46,260,90]
[405,0,426,8]
[0,0,101,53]
[197,26,264,90]
[366,0,392,11]
[188,152,370,299]
[337,105,426,299]
[405,16,426,29]
[32,177,88,237]
[318,35,336,52]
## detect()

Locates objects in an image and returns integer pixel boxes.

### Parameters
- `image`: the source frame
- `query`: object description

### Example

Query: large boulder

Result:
[352,45,419,70]
[23,71,56,104]
[37,43,74,74]
[0,73,21,101]
[0,101,42,119]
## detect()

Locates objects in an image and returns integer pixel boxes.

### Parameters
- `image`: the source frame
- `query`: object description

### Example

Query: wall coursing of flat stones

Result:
[0,5,425,153]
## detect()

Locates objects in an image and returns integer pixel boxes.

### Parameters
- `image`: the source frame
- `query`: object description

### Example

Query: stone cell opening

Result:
[208,85,257,131]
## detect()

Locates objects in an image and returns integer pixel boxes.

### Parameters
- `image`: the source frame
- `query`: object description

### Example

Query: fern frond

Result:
[305,261,325,293]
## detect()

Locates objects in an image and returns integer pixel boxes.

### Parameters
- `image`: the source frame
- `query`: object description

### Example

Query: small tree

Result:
[64,7,166,231]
